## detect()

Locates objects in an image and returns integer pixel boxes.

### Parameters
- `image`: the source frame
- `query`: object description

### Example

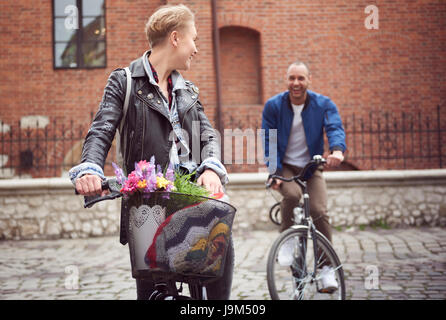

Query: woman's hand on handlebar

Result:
[197,169,224,194]
[75,174,109,197]
[327,150,344,168]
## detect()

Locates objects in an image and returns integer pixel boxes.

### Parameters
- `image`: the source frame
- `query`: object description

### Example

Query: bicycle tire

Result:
[267,226,346,300]
[188,282,204,299]
[269,202,281,225]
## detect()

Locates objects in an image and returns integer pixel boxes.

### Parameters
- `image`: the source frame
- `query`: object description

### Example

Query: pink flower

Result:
[114,156,177,197]
[137,160,154,174]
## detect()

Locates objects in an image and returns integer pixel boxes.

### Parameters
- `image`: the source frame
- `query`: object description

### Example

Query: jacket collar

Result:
[129,51,196,119]
[128,53,146,78]
[130,50,187,92]
[285,90,311,112]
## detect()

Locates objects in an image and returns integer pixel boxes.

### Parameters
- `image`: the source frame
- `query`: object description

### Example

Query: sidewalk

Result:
[0,227,445,300]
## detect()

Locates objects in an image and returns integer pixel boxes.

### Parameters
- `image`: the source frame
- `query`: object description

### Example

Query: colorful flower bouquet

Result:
[112,157,235,279]
[112,156,210,199]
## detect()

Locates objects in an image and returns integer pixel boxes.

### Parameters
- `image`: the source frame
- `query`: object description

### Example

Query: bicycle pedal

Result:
[319,286,338,294]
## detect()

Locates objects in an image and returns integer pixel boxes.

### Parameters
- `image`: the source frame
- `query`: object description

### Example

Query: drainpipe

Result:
[211,0,224,158]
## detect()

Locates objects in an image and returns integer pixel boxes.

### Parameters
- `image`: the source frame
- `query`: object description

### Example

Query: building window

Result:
[53,0,106,69]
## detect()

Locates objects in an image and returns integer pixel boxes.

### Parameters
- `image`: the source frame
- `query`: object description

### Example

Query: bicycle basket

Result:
[126,192,236,281]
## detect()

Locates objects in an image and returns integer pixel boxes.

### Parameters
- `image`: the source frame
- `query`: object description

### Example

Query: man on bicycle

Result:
[262,61,346,292]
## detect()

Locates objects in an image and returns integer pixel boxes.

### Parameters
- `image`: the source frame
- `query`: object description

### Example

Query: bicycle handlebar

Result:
[266,155,327,188]
[74,178,123,208]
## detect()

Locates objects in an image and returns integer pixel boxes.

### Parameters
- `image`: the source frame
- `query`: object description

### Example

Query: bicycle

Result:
[78,179,236,300]
[265,155,346,300]
[269,201,282,226]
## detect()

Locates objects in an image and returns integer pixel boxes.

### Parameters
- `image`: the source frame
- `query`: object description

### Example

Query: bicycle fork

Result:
[188,282,208,300]
[296,192,323,288]
[304,195,331,293]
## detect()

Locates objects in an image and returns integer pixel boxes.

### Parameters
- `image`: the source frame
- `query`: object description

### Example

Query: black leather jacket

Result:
[80,53,222,244]
[81,54,220,175]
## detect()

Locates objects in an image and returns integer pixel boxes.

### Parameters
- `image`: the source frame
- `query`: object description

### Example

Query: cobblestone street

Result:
[0,227,445,300]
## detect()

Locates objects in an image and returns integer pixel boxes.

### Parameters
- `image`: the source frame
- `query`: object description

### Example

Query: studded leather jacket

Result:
[70,51,227,245]
[82,52,223,175]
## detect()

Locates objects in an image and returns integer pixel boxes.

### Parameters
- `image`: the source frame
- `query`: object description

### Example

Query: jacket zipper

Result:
[141,106,146,159]
[126,129,135,167]
[181,100,197,128]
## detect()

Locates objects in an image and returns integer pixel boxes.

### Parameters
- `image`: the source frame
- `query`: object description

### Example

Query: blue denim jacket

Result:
[261,90,346,174]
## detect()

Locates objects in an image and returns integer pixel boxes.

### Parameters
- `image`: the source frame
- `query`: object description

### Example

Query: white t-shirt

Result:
[282,103,311,168]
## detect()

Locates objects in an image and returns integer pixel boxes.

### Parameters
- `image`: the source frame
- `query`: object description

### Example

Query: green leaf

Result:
[173,171,211,198]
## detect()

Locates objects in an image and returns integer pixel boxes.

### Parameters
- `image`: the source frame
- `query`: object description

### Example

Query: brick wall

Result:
[0,0,445,177]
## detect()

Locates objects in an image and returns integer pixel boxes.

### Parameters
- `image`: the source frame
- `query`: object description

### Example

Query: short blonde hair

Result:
[145,4,195,48]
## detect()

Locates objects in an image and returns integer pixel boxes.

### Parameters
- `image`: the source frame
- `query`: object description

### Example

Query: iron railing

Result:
[0,106,444,178]
[0,112,119,178]
[341,105,444,170]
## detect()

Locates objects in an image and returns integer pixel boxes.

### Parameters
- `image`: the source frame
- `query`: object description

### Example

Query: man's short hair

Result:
[145,4,195,48]
[288,61,311,76]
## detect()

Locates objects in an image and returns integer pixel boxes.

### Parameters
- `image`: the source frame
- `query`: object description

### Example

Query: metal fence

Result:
[0,113,117,178]
[0,105,445,178]
[341,105,445,170]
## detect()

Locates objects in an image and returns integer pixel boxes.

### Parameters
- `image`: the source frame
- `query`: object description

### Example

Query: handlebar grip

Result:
[74,179,109,195]
[101,180,109,190]
[266,180,273,188]
[73,178,121,208]
[266,175,278,189]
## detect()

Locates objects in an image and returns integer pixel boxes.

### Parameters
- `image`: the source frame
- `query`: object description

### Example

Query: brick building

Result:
[0,0,445,178]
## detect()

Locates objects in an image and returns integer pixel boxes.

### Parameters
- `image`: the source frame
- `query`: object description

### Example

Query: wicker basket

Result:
[126,192,236,282]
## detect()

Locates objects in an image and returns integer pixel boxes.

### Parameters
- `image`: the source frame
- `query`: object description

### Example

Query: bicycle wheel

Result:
[157,281,202,300]
[269,202,281,225]
[188,282,205,299]
[267,226,345,300]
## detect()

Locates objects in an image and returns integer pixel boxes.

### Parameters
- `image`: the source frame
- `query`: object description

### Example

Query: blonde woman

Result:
[70,4,233,300]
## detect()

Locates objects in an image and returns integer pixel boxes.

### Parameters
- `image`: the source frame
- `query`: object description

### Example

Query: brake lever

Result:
[266,175,277,189]
[84,191,122,208]
[266,179,276,189]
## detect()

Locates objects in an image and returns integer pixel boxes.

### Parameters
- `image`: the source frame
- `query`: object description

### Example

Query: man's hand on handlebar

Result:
[267,177,282,190]
[75,174,109,197]
[327,150,344,168]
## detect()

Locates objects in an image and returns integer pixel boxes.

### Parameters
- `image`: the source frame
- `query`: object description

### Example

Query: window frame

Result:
[52,0,107,70]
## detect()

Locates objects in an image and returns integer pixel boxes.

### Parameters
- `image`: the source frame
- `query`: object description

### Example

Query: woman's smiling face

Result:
[174,21,198,71]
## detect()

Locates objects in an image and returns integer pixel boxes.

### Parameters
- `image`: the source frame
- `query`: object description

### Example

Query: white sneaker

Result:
[277,238,296,266]
[319,266,338,293]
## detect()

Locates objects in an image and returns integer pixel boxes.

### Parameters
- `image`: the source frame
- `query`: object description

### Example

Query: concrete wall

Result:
[226,169,446,234]
[1,169,445,240]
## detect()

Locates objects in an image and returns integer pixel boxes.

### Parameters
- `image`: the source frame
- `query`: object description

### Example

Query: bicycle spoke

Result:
[296,283,306,300]
[316,250,329,269]
[267,228,345,300]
